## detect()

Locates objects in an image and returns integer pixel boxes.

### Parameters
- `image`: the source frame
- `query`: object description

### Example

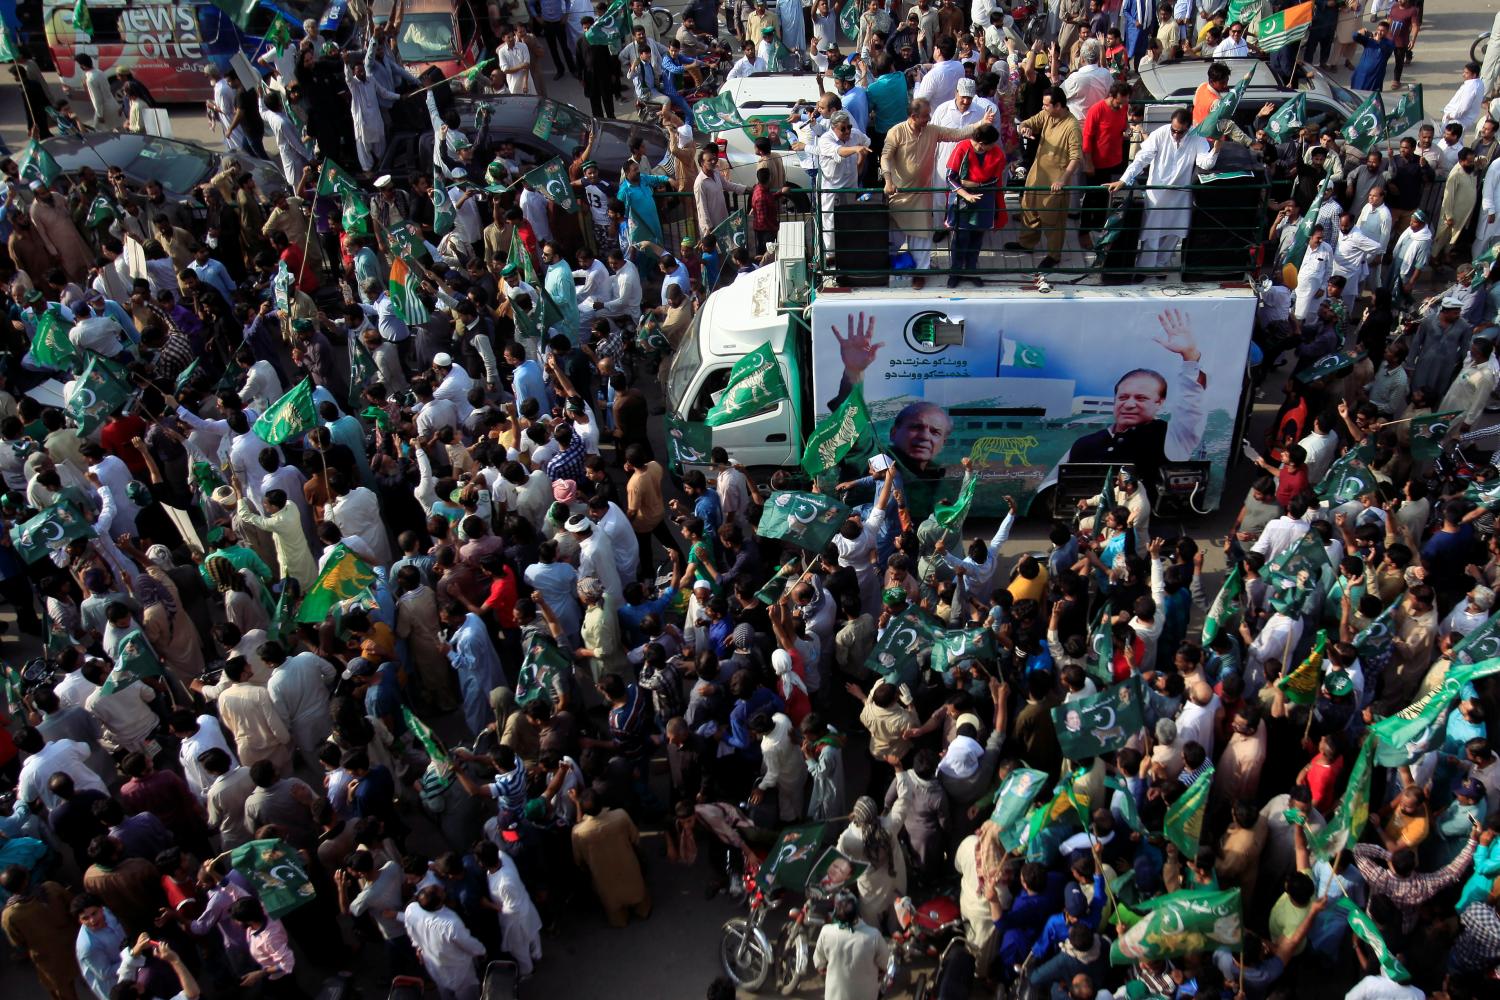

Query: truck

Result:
[665,224,1261,522]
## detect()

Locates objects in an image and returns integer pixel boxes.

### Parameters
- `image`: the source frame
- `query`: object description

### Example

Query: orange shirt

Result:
[1192,82,1220,125]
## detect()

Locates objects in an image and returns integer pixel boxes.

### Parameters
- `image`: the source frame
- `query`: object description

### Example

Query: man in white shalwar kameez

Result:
[262,94,313,188]
[402,888,486,1000]
[481,844,543,978]
[328,484,393,567]
[1474,152,1500,258]
[1293,226,1334,332]
[345,53,400,172]
[1332,216,1383,311]
[431,354,476,425]
[265,643,337,760]
[1110,111,1221,270]
[447,610,507,737]
[569,516,623,599]
[525,555,581,643]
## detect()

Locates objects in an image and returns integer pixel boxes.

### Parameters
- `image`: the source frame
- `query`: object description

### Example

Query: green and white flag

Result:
[17,139,61,186]
[710,207,751,254]
[341,190,372,236]
[839,0,859,39]
[1266,530,1330,581]
[705,342,789,426]
[757,490,852,552]
[693,91,745,132]
[66,354,132,438]
[432,167,455,236]
[1472,242,1500,287]
[1192,71,1250,139]
[993,768,1049,852]
[1336,898,1410,983]
[86,194,116,228]
[1451,611,1500,665]
[316,158,361,199]
[229,839,316,918]
[1226,0,1268,29]
[1286,175,1335,272]
[1409,410,1462,463]
[1087,614,1115,687]
[931,473,978,529]
[402,705,451,768]
[263,14,290,56]
[296,544,377,623]
[1110,888,1242,964]
[1252,1,1313,53]
[1201,564,1244,645]
[272,260,294,313]
[801,383,876,478]
[72,0,93,38]
[522,157,577,213]
[517,636,570,705]
[29,304,78,371]
[1104,775,1146,835]
[347,338,377,410]
[930,625,997,674]
[664,414,712,473]
[1352,599,1399,674]
[865,609,942,685]
[175,357,202,395]
[388,257,430,325]
[1050,677,1146,760]
[763,35,793,72]
[1385,84,1423,136]
[0,27,22,63]
[1262,93,1306,143]
[1315,443,1377,504]
[1371,658,1500,767]
[584,0,631,52]
[458,56,496,83]
[9,500,95,564]
[1295,349,1364,385]
[99,628,165,695]
[1307,736,1375,860]
[507,226,541,286]
[1164,765,1214,858]
[252,377,318,447]
[1340,92,1387,153]
[1001,338,1047,368]
[1275,628,1328,706]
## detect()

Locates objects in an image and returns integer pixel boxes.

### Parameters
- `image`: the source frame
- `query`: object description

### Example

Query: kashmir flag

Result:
[931,625,997,674]
[1306,736,1375,860]
[9,500,95,564]
[347,339,377,410]
[932,473,978,528]
[388,257,431,325]
[1385,84,1423,135]
[1409,410,1462,463]
[664,415,712,473]
[316,159,361,200]
[1315,443,1377,504]
[0,28,22,62]
[584,0,631,52]
[522,157,577,213]
[296,543,377,623]
[263,14,291,55]
[17,140,61,186]
[29,305,78,370]
[1336,898,1410,982]
[1110,888,1242,964]
[839,0,859,38]
[705,342,789,426]
[66,354,132,438]
[1253,2,1312,52]
[757,490,851,552]
[99,629,165,694]
[865,609,941,685]
[1340,92,1387,153]
[1051,677,1145,760]
[1276,628,1329,705]
[517,636,571,705]
[710,207,752,255]
[801,383,876,478]
[993,768,1049,852]
[1164,766,1214,857]
[1192,71,1250,139]
[253,378,318,447]
[1263,93,1307,143]
[72,0,93,38]
[1000,339,1047,368]
[230,839,316,918]
[693,91,745,132]
[1201,564,1244,645]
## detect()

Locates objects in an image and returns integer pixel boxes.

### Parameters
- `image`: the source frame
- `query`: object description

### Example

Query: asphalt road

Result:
[0,2,1494,997]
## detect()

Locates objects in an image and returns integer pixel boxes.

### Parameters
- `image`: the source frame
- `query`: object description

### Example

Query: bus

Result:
[41,0,350,104]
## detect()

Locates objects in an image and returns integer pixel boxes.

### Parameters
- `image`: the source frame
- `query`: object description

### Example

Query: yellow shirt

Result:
[1009,565,1050,603]
[1384,805,1430,849]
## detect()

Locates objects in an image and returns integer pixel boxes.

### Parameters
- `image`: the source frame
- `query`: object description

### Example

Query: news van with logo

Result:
[41,0,349,103]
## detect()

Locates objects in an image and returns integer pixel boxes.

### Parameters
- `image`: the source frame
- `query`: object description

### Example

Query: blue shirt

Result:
[841,86,870,132]
[866,72,909,134]
[512,358,548,415]
[693,490,723,538]
[619,593,672,647]
[77,909,127,1000]
[618,173,672,245]
[189,257,238,305]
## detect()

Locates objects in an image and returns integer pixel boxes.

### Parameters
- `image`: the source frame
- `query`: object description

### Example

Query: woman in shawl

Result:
[945,124,1007,289]
[836,795,908,930]
[206,557,269,633]
[770,648,811,727]
[120,540,205,697]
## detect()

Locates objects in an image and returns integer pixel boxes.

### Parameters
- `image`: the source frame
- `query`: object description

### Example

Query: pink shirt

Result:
[247,918,296,978]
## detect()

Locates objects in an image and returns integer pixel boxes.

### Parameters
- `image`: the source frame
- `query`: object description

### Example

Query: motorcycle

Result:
[717,822,836,993]
[1473,30,1490,64]
[880,892,966,996]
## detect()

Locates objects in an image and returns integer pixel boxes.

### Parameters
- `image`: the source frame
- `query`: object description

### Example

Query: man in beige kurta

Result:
[571,799,650,927]
[1433,149,1478,262]
[1013,92,1083,261]
[395,580,460,714]
[29,183,93,282]
[236,495,318,591]
[881,97,994,281]
[217,672,293,776]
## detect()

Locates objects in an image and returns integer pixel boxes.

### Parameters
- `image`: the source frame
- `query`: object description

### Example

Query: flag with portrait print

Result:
[756,490,851,552]
[9,500,94,564]
[1340,92,1387,153]
[1051,678,1145,759]
[229,839,316,918]
[1384,84,1423,136]
[993,768,1049,852]
[1110,888,1242,964]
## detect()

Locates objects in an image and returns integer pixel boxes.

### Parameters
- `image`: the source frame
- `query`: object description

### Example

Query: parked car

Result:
[385,0,483,79]
[716,73,833,189]
[39,131,288,198]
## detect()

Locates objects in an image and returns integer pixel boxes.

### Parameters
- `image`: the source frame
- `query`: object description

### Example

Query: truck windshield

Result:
[666,311,703,415]
[398,13,456,61]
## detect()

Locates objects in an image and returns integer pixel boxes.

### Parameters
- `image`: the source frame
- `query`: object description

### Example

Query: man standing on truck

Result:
[817,111,873,256]
[1005,87,1083,269]
[1107,108,1221,272]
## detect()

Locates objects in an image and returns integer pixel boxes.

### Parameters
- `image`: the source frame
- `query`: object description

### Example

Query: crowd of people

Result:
[0,1,1497,1000]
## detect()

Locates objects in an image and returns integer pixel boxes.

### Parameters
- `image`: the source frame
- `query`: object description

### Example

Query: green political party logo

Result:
[930,625,997,673]
[693,91,744,132]
[993,768,1049,851]
[1051,677,1145,759]
[1110,888,1243,964]
[1263,93,1306,144]
[1340,93,1386,152]
[664,415,712,473]
[705,341,788,426]
[866,609,940,685]
[756,490,852,553]
[524,157,578,213]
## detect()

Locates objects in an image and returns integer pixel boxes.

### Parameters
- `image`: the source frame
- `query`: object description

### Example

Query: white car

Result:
[715,73,834,189]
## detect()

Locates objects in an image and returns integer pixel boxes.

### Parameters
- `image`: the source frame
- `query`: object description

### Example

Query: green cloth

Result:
[1268,888,1311,956]
[200,545,274,588]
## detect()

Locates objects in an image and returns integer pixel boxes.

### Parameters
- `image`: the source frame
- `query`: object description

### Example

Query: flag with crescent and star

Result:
[229,839,316,918]
[864,608,943,687]
[1409,409,1462,464]
[1339,92,1387,153]
[521,157,578,213]
[705,341,789,426]
[66,354,131,438]
[756,490,852,552]
[1262,93,1306,144]
[1050,676,1146,760]
[1110,888,1242,964]
[10,500,96,564]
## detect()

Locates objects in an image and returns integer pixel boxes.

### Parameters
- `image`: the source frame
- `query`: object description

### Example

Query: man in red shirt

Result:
[97,412,149,476]
[1081,81,1132,250]
[269,230,320,294]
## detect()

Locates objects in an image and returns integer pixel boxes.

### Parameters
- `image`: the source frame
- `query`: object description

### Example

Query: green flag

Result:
[522,157,578,213]
[72,0,93,38]
[341,190,372,236]
[316,159,361,199]
[1286,175,1335,272]
[1110,888,1243,964]
[1451,611,1500,665]
[801,383,876,479]
[1001,339,1047,368]
[1352,599,1399,676]
[458,56,496,83]
[1252,1,1312,52]
[584,0,631,52]
[507,225,541,286]
[756,490,852,552]
[992,768,1049,852]
[1262,93,1306,143]
[709,207,752,255]
[1087,614,1115,688]
[9,500,95,564]
[1315,443,1377,504]
[692,90,745,132]
[296,544,377,623]
[1371,658,1500,768]
[517,635,570,705]
[1164,766,1214,857]
[1339,92,1387,153]
[229,839,316,918]
[17,139,61,186]
[30,305,78,371]
[271,585,297,645]
[1385,84,1423,135]
[839,0,859,38]
[402,705,451,767]
[252,377,318,447]
[348,338,377,410]
[264,14,290,55]
[1051,677,1146,760]
[1192,71,1250,139]
[1409,410,1462,463]
[756,823,831,892]
[211,0,260,30]
[66,355,131,439]
[930,625,997,675]
[865,609,942,685]
[99,628,165,695]
[432,167,455,236]
[1267,531,1330,581]
[1336,898,1410,982]
[763,35,793,72]
[1104,775,1146,836]
[0,28,22,63]
[1472,242,1500,287]
[1275,628,1329,706]
[388,257,430,325]
[1226,0,1268,28]
[932,473,978,528]
[86,193,116,228]
[1201,564,1244,645]
[1307,736,1375,861]
[1295,349,1365,385]
[705,342,789,426]
[664,414,712,474]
